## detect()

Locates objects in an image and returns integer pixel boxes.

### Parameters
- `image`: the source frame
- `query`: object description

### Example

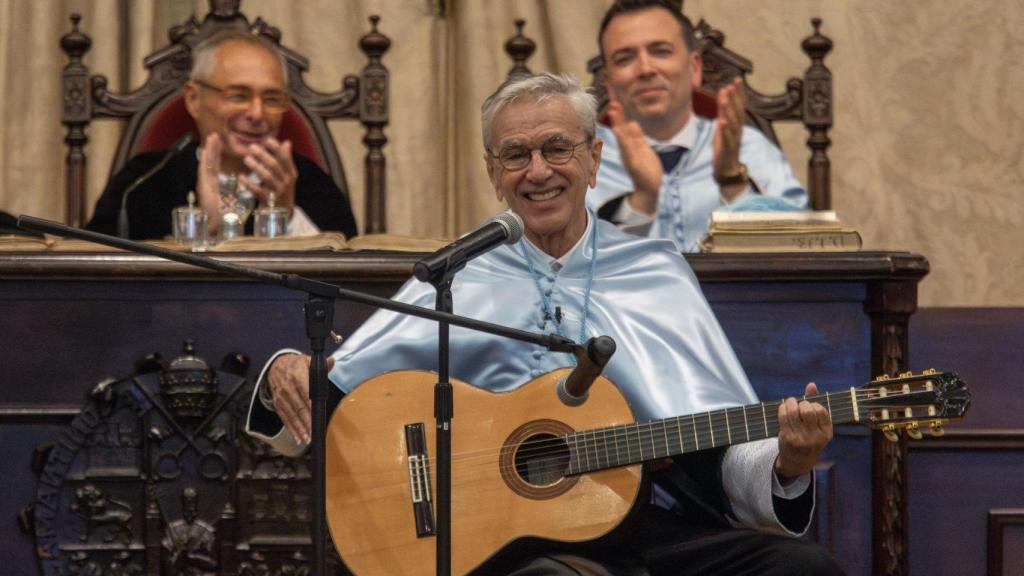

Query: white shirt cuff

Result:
[613,195,656,226]
[722,439,814,536]
[244,348,309,457]
[286,206,321,236]
[772,470,812,499]
[720,184,755,206]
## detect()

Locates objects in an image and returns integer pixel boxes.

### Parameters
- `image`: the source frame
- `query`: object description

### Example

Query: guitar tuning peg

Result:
[330,331,344,345]
[899,371,913,378]
[929,421,945,437]
[923,368,937,375]
[882,424,899,443]
[873,374,890,382]
[906,422,922,440]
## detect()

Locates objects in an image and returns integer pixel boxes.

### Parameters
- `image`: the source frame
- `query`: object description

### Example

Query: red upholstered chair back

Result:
[134,94,324,168]
[691,89,718,120]
[60,2,391,231]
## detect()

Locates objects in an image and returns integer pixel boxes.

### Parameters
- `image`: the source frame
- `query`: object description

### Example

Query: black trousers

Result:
[495,504,846,576]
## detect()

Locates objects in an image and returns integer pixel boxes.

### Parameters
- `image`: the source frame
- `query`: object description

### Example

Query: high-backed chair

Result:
[504,9,833,210]
[60,0,391,232]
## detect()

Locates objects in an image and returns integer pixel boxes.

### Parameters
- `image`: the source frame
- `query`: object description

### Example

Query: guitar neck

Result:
[566,390,857,476]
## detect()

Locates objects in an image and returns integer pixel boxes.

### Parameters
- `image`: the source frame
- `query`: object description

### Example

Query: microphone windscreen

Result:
[496,211,525,244]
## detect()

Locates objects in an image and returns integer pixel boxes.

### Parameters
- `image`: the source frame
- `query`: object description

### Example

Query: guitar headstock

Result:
[855,370,970,441]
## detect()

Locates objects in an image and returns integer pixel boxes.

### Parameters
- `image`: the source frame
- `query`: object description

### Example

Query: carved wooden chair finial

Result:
[505,19,536,79]
[358,15,391,233]
[209,0,241,19]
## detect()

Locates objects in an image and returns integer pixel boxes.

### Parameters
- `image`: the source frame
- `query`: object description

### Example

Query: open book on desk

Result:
[0,234,187,252]
[210,232,451,253]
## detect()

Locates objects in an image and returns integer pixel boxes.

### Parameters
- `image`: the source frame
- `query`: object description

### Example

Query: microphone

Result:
[413,211,524,284]
[117,133,195,238]
[557,336,616,406]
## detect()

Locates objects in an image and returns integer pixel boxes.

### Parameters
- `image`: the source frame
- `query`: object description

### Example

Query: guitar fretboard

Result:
[565,391,857,475]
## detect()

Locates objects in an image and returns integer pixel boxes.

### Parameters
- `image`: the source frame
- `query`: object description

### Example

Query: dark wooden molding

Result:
[865,279,920,576]
[0,250,928,284]
[988,508,1024,576]
[909,429,1024,451]
[687,251,928,283]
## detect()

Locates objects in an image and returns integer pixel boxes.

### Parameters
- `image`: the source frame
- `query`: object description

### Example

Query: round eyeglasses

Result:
[489,139,589,171]
[193,79,292,115]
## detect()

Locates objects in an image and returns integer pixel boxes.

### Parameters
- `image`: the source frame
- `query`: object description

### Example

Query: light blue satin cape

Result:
[328,216,757,422]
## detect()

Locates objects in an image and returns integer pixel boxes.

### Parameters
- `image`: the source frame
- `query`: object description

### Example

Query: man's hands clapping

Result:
[195,134,299,235]
[606,91,664,215]
[239,137,297,216]
[712,78,747,201]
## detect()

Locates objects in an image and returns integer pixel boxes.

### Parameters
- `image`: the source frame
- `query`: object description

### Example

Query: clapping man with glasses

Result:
[86,30,357,241]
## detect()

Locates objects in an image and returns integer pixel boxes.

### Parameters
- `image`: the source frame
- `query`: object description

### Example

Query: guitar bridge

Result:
[405,423,436,537]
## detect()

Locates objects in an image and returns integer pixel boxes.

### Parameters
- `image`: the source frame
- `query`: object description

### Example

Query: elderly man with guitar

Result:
[247,72,846,575]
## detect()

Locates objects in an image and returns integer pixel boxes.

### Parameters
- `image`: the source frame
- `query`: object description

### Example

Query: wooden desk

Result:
[0,250,927,576]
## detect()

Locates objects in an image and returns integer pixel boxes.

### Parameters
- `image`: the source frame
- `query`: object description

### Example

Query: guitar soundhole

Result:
[500,419,578,500]
[514,433,570,486]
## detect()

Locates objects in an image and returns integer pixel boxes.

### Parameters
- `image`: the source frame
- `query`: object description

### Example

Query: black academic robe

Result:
[86,143,358,240]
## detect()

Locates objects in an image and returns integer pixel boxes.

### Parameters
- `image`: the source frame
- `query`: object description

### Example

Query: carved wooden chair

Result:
[60,0,391,232]
[504,8,833,210]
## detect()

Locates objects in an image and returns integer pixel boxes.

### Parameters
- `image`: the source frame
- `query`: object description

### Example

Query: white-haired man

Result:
[87,30,357,240]
[248,73,842,575]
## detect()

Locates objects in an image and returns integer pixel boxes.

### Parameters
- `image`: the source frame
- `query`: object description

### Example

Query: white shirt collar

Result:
[645,113,698,151]
[522,212,593,272]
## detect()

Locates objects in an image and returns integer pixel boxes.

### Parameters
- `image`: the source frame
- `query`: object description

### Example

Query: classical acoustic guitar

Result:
[325,369,969,575]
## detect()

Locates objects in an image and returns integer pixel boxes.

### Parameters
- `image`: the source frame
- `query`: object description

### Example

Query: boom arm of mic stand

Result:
[17,215,580,354]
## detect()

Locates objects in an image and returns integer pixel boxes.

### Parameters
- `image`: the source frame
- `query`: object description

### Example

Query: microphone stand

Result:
[428,275,454,576]
[17,215,593,576]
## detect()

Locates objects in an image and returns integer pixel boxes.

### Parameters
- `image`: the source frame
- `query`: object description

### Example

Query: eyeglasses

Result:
[193,79,292,114]
[489,138,589,171]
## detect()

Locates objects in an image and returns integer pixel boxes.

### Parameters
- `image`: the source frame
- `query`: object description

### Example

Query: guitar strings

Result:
[432,388,927,472]
[443,387,914,466]
[394,388,935,478]
[328,385,951,497]
[333,389,937,490]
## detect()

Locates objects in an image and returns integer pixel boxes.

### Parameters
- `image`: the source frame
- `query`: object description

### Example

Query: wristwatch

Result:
[713,163,749,187]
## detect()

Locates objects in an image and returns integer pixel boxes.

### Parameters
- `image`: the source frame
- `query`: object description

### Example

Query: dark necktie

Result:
[657,146,686,173]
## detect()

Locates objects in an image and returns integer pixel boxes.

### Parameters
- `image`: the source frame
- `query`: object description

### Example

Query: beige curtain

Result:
[0,0,1021,306]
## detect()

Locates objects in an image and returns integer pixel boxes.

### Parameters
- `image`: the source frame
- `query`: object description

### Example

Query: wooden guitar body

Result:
[325,368,641,575]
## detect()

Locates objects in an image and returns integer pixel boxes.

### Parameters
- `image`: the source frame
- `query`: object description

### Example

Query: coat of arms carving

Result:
[24,341,346,575]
